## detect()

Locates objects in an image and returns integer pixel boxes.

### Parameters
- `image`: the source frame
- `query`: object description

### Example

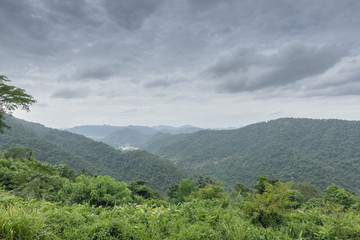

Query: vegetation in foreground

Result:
[1,148,360,239]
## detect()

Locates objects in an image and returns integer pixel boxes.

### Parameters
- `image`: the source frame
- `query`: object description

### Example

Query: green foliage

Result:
[302,198,323,210]
[59,175,132,207]
[0,117,189,192]
[128,180,161,202]
[0,153,136,206]
[0,75,36,132]
[0,153,65,201]
[1,172,360,239]
[197,183,226,200]
[289,182,322,202]
[4,147,34,160]
[324,184,356,209]
[286,189,305,208]
[150,118,360,194]
[233,182,253,198]
[244,181,297,228]
[197,175,215,188]
[0,193,50,239]
[53,164,76,180]
[168,179,198,204]
[254,175,280,194]
[177,179,197,202]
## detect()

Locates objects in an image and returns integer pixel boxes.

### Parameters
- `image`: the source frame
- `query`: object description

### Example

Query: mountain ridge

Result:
[145,118,360,193]
[0,116,189,192]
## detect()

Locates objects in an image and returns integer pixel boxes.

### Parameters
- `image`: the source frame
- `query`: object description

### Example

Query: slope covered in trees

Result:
[0,116,189,192]
[147,118,360,193]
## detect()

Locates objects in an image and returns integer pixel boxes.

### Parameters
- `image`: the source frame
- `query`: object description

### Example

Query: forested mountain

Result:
[0,116,189,191]
[102,128,150,148]
[66,124,202,147]
[152,125,203,134]
[148,118,360,194]
[140,132,191,152]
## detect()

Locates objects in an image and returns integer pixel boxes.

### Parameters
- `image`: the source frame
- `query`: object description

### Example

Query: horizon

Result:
[12,114,360,131]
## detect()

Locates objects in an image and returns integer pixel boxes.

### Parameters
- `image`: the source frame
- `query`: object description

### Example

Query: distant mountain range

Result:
[66,124,202,148]
[144,118,360,194]
[1,116,359,194]
[0,116,189,192]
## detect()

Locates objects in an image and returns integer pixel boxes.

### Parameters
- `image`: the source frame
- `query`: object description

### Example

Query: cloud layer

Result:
[1,0,360,127]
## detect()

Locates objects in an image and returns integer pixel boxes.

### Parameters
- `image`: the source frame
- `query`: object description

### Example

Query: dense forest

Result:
[0,116,189,192]
[1,115,360,238]
[1,116,360,195]
[0,150,360,239]
[147,118,360,194]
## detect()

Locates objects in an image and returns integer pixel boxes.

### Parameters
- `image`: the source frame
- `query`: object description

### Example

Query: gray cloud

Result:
[293,56,360,97]
[0,0,51,53]
[2,0,360,128]
[51,88,89,99]
[209,44,349,93]
[207,48,259,76]
[104,0,163,31]
[44,0,98,26]
[77,63,120,81]
[144,77,185,88]
[55,61,124,82]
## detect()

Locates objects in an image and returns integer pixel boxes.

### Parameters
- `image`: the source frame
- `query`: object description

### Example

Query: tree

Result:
[128,179,160,200]
[168,179,197,204]
[254,175,280,194]
[58,175,132,207]
[197,175,215,188]
[0,75,36,132]
[198,183,225,200]
[289,182,321,202]
[244,181,296,228]
[324,184,355,209]
[177,179,197,202]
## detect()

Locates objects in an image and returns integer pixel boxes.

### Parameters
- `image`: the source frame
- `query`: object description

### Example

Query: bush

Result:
[243,181,296,228]
[58,175,132,207]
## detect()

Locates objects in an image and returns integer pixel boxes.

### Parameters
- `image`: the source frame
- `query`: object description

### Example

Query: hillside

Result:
[102,128,152,148]
[0,116,189,192]
[149,118,360,193]
[140,132,190,152]
[2,152,360,239]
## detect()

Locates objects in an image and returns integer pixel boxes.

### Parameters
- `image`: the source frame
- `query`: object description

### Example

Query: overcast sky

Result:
[1,0,360,128]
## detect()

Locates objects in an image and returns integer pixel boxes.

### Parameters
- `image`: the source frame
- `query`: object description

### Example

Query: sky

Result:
[1,0,360,129]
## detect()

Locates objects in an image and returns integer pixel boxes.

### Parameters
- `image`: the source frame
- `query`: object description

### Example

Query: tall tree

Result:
[0,75,36,132]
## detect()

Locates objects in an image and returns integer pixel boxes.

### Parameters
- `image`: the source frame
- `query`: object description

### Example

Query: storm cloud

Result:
[1,0,360,128]
[51,87,90,99]
[209,43,350,93]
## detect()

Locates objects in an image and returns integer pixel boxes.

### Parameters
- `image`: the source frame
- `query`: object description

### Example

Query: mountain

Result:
[0,116,189,192]
[66,125,158,141]
[152,125,203,134]
[140,132,191,153]
[64,125,121,140]
[147,118,360,193]
[102,129,149,148]
[66,124,202,148]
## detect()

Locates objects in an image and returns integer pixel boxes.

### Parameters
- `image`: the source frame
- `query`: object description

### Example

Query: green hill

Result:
[148,118,360,193]
[103,128,152,148]
[0,116,189,192]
